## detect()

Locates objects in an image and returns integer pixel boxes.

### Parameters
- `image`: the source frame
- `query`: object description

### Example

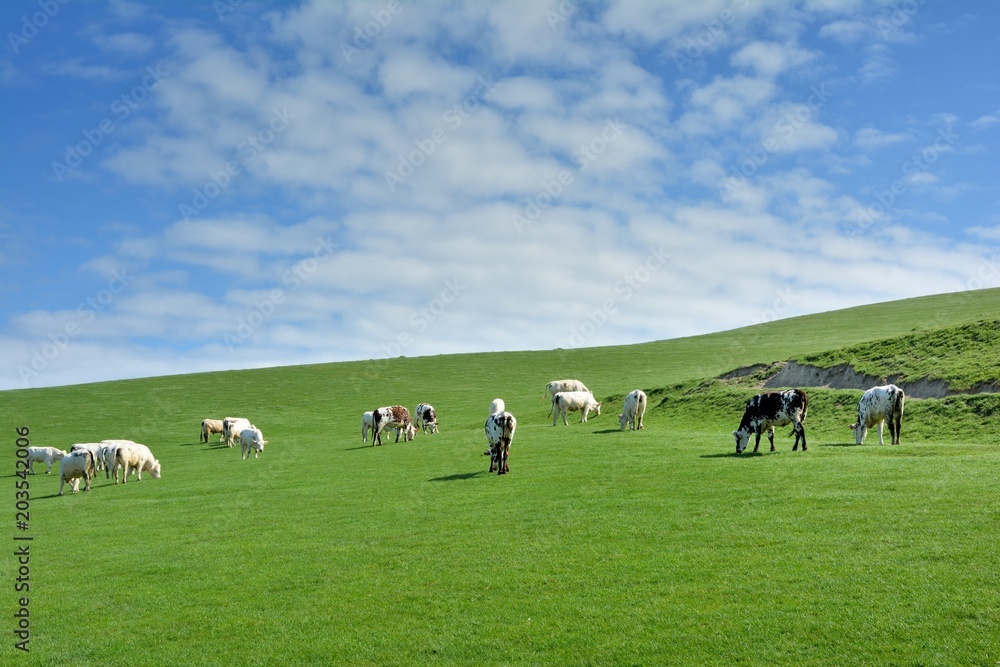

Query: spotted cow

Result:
[849,384,905,445]
[485,411,517,475]
[414,403,438,434]
[733,389,808,454]
[371,406,413,446]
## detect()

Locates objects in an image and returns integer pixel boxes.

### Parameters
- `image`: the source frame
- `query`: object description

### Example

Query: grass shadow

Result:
[820,442,863,447]
[592,428,623,435]
[699,451,765,459]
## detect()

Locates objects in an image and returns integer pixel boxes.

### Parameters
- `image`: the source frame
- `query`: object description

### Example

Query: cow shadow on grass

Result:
[591,428,623,435]
[699,451,766,459]
[429,471,487,482]
[820,442,863,447]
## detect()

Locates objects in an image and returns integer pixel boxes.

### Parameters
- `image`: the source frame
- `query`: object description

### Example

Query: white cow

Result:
[414,403,438,434]
[361,411,375,443]
[223,417,253,447]
[849,384,905,445]
[489,398,505,415]
[70,443,105,472]
[545,380,590,416]
[114,442,161,484]
[618,389,647,431]
[240,427,268,459]
[485,411,517,475]
[58,450,96,495]
[551,391,602,426]
[201,419,225,443]
[25,446,68,474]
[100,439,138,479]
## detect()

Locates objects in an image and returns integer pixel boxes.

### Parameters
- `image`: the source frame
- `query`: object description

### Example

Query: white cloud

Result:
[854,127,909,149]
[730,41,817,77]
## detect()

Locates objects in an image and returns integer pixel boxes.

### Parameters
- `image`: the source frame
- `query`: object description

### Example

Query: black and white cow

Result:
[371,405,414,446]
[414,403,438,434]
[732,389,809,454]
[485,411,517,475]
[849,384,905,445]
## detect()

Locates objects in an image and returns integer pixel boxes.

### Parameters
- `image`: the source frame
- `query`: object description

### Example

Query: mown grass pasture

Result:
[2,289,999,665]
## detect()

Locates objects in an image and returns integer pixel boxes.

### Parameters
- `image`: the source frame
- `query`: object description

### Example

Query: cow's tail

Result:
[84,450,95,477]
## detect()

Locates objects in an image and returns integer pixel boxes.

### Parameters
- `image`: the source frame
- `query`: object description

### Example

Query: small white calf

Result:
[223,417,253,447]
[850,384,905,445]
[414,403,438,434]
[551,391,602,426]
[240,427,267,459]
[201,419,225,443]
[114,443,161,484]
[545,380,590,416]
[59,450,96,495]
[25,446,68,474]
[485,411,517,475]
[618,390,647,431]
[362,411,374,443]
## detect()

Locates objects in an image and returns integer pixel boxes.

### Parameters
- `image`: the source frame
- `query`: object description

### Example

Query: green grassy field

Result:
[2,289,999,665]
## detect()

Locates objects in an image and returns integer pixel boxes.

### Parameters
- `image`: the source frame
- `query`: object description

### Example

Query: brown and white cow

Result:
[849,384,905,445]
[485,411,517,475]
[201,418,225,443]
[733,389,808,454]
[371,406,413,446]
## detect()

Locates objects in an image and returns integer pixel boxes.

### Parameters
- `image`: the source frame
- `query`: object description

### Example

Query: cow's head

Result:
[150,460,162,479]
[590,401,602,417]
[733,428,751,454]
[848,422,865,445]
[618,413,628,430]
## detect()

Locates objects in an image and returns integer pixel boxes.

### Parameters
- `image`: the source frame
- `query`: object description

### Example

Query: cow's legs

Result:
[892,411,901,445]
[877,421,885,445]
[793,422,807,450]
[767,427,775,452]
[752,429,762,453]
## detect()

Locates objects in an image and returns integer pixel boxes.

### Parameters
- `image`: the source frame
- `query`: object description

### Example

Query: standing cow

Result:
[223,417,253,447]
[545,380,590,416]
[371,406,414,446]
[733,389,809,454]
[200,419,225,443]
[485,411,517,475]
[58,450,96,495]
[551,391,602,426]
[849,384,905,445]
[618,389,647,431]
[414,403,439,434]
[25,446,68,474]
[240,427,268,459]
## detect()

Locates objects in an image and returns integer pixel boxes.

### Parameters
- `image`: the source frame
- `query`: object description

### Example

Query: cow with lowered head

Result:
[733,389,808,454]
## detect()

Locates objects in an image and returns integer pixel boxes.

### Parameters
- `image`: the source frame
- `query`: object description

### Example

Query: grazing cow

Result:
[545,380,590,416]
[371,406,413,446]
[71,443,105,472]
[414,403,438,434]
[551,391,602,426]
[114,443,161,484]
[200,419,225,443]
[618,390,647,431]
[733,389,809,454]
[485,411,517,475]
[489,398,505,415]
[223,417,253,447]
[58,450,95,495]
[240,427,267,459]
[25,446,68,474]
[850,384,905,445]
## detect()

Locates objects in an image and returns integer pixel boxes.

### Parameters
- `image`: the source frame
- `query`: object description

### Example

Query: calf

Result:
[733,389,809,454]
[545,380,589,416]
[240,427,267,459]
[618,389,647,431]
[361,411,374,443]
[58,450,96,495]
[201,418,225,443]
[414,403,438,434]
[551,391,602,426]
[25,446,68,474]
[371,406,413,446]
[485,411,517,475]
[849,384,905,445]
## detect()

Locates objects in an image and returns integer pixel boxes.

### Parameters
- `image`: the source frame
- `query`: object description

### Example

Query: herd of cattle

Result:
[28,379,907,490]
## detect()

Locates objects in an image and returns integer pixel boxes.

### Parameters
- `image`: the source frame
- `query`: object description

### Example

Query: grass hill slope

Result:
[2,288,999,666]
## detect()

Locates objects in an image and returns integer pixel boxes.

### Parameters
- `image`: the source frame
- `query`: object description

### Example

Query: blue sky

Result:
[1,0,998,390]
